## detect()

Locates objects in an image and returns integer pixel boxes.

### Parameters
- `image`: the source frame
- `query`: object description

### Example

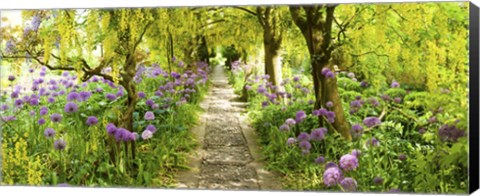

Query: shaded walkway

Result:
[175,64,281,190]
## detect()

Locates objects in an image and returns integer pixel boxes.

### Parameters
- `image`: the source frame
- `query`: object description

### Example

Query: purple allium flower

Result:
[438,123,465,142]
[64,102,78,113]
[8,75,15,82]
[297,132,311,141]
[116,90,124,97]
[40,71,46,77]
[326,111,335,119]
[54,139,66,150]
[418,127,426,134]
[339,154,359,171]
[310,129,325,141]
[95,87,103,93]
[315,156,325,164]
[363,117,381,128]
[323,167,344,187]
[50,113,62,123]
[146,124,157,133]
[428,116,437,123]
[295,110,307,123]
[285,118,296,126]
[293,76,300,82]
[257,85,266,94]
[11,91,19,98]
[279,124,290,132]
[114,128,128,142]
[261,101,269,108]
[325,71,335,79]
[373,176,384,185]
[351,149,361,157]
[351,124,364,138]
[299,140,312,151]
[106,93,116,101]
[307,100,314,105]
[138,92,146,99]
[394,97,402,103]
[29,110,36,116]
[1,116,17,122]
[44,128,55,138]
[398,154,407,161]
[79,91,92,101]
[40,107,48,116]
[86,116,98,126]
[141,130,153,140]
[325,162,338,170]
[391,81,400,88]
[366,137,380,147]
[369,98,380,107]
[360,81,369,87]
[286,137,297,146]
[144,111,155,121]
[146,99,154,107]
[350,100,362,109]
[38,118,46,125]
[29,98,39,106]
[381,94,391,101]
[321,67,331,75]
[0,104,8,111]
[106,123,117,135]
[66,92,79,101]
[340,178,357,192]
[326,101,334,108]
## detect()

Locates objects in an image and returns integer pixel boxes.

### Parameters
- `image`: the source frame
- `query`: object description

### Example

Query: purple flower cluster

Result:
[438,123,465,142]
[363,117,381,128]
[339,154,359,171]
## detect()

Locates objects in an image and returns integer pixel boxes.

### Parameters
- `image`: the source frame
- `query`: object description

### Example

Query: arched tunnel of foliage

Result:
[0,2,470,194]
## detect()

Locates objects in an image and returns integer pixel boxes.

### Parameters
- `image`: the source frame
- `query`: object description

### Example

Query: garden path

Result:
[175,64,281,190]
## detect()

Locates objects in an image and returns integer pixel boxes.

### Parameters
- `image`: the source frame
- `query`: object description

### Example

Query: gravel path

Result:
[175,65,281,190]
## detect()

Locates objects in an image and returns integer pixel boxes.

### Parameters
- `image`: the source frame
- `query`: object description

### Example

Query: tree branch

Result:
[231,6,257,17]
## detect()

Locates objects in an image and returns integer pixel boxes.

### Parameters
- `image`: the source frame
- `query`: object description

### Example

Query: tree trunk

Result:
[120,53,138,159]
[263,32,282,88]
[290,5,352,140]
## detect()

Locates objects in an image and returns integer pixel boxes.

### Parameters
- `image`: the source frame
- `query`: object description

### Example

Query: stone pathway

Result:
[175,65,281,190]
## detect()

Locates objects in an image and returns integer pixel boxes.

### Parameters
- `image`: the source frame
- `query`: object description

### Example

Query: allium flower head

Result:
[398,154,407,161]
[351,149,361,157]
[40,107,48,116]
[391,81,400,88]
[144,111,155,121]
[67,92,80,101]
[321,67,331,75]
[394,97,402,103]
[299,140,312,152]
[146,124,157,133]
[339,154,359,171]
[106,93,116,101]
[310,128,325,141]
[286,137,296,146]
[114,128,128,142]
[285,118,296,126]
[44,128,55,138]
[315,156,325,164]
[8,75,15,81]
[438,123,465,142]
[323,167,344,187]
[366,137,380,147]
[50,113,62,123]
[295,110,307,123]
[351,124,364,138]
[64,102,78,113]
[279,124,290,132]
[38,118,46,125]
[297,132,310,141]
[29,98,39,106]
[138,92,146,99]
[326,101,334,108]
[146,99,154,107]
[54,139,66,150]
[325,71,335,79]
[373,176,384,185]
[340,178,357,192]
[86,116,98,126]
[106,123,117,135]
[363,117,381,128]
[142,130,153,140]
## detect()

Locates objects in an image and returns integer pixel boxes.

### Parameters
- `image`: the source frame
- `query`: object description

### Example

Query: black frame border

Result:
[469,1,479,194]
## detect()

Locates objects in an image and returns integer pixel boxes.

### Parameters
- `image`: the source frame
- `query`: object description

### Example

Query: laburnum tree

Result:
[1,9,157,131]
[289,5,352,140]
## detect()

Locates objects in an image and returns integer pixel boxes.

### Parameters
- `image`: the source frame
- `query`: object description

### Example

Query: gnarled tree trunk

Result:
[290,5,352,140]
